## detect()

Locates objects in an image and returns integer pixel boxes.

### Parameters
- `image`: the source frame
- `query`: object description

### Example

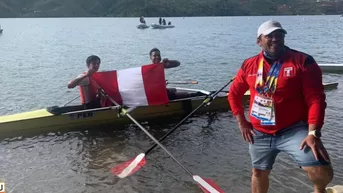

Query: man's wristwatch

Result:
[308,130,321,138]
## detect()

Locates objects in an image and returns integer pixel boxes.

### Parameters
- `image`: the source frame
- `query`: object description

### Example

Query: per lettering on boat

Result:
[69,112,94,120]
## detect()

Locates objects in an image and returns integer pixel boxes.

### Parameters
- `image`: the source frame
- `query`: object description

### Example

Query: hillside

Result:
[0,0,342,18]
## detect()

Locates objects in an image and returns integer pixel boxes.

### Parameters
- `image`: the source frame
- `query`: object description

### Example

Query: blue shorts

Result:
[249,122,330,170]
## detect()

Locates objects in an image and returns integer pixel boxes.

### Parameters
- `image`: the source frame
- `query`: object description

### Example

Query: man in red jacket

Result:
[228,20,333,193]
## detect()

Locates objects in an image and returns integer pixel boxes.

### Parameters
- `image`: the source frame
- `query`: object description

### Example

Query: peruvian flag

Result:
[92,64,169,107]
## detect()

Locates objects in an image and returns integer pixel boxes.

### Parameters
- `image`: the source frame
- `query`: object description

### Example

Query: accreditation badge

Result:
[250,94,276,125]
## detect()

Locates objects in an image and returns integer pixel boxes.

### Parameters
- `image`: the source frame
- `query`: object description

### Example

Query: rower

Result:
[149,48,181,69]
[68,55,106,109]
[149,48,201,100]
[139,16,146,24]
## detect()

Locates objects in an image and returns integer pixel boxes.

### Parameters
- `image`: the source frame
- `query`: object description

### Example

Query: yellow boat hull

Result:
[0,94,247,138]
[0,83,338,138]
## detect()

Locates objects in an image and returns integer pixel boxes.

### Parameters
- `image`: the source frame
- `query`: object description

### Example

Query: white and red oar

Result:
[111,77,235,178]
[112,155,224,193]
[110,79,235,192]
[99,89,228,193]
[111,153,146,178]
[112,112,225,193]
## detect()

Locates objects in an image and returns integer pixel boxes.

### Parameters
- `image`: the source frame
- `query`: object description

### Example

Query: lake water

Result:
[0,15,342,193]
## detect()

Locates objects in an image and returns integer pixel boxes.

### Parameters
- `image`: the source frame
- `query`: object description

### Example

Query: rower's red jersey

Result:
[228,47,326,135]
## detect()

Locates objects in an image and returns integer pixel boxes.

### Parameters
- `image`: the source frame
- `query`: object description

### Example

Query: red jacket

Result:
[228,47,326,134]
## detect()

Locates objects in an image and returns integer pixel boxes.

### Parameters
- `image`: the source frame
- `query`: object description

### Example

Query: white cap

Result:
[257,20,287,38]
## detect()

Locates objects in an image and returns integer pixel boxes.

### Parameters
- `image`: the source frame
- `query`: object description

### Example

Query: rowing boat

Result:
[0,83,338,138]
[0,88,231,138]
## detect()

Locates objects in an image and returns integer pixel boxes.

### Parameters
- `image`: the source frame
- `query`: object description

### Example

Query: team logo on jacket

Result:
[284,67,293,77]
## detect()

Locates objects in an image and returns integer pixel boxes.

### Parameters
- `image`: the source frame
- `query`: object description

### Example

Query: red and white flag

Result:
[92,64,169,107]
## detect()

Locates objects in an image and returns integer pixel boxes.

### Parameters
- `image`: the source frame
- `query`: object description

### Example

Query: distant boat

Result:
[137,23,149,29]
[151,23,175,29]
[0,25,3,33]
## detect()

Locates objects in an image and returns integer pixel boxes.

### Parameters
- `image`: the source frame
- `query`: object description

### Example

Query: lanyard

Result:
[255,58,282,95]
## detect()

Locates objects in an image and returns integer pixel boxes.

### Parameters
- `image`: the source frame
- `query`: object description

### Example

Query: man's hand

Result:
[238,120,256,144]
[162,58,169,63]
[162,59,180,69]
[300,135,330,162]
[86,68,97,76]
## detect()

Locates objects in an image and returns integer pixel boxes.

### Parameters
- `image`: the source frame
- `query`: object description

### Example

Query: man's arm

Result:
[229,65,256,143]
[162,59,180,69]
[301,55,326,131]
[68,73,89,88]
[228,66,250,123]
[299,55,331,162]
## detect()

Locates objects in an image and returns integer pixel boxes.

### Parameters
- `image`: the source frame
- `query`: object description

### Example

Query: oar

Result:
[144,77,235,155]
[112,77,234,182]
[111,78,235,177]
[99,88,226,193]
[166,80,198,84]
[63,95,80,106]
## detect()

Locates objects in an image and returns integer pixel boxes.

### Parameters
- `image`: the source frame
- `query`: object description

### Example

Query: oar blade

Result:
[111,153,146,178]
[193,175,225,193]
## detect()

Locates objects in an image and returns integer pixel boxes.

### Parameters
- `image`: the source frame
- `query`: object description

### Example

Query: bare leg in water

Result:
[303,165,333,193]
[251,166,333,193]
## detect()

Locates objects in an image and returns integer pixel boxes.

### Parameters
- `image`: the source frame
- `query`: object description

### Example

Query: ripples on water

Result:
[0,15,342,193]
